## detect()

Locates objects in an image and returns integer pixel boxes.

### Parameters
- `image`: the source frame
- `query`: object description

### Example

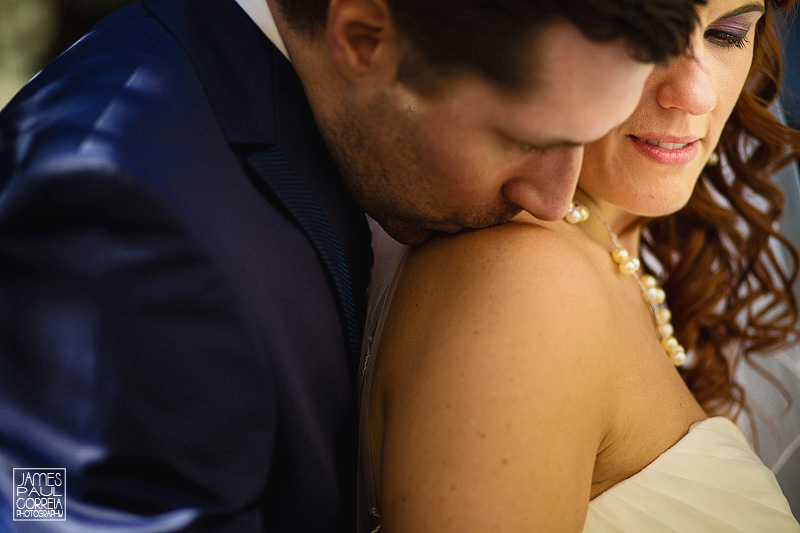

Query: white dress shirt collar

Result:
[234,0,290,61]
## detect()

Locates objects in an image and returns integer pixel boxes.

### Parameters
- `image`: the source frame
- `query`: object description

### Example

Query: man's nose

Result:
[502,145,584,221]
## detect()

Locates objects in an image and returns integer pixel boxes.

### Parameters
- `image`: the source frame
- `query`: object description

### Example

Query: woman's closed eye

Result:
[705,27,751,49]
[705,3,765,51]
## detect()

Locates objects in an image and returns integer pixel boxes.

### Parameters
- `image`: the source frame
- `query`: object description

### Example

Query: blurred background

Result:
[784,9,800,130]
[0,0,798,127]
[0,0,132,108]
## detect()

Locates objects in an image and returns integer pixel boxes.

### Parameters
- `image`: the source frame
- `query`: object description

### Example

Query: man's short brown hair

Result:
[273,0,705,92]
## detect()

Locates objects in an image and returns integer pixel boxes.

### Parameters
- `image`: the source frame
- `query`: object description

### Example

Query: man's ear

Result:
[326,0,399,84]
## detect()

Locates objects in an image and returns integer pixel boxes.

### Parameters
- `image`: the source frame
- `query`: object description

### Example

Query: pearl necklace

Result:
[565,201,686,367]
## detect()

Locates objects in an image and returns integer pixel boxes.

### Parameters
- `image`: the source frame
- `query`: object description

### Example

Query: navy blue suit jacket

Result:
[0,1,372,531]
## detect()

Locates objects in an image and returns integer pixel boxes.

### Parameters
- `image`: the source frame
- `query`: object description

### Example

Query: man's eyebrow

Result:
[718,2,766,19]
[528,140,584,150]
[497,129,584,151]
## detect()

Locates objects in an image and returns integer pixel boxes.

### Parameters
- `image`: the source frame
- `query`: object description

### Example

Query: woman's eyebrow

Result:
[718,2,766,19]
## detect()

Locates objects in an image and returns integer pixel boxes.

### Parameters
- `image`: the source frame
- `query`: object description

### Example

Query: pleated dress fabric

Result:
[583,416,799,532]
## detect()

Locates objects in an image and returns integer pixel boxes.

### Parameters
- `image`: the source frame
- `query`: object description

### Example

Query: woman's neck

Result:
[571,189,643,256]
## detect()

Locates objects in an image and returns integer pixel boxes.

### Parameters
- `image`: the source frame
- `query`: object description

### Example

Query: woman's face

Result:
[577,0,765,218]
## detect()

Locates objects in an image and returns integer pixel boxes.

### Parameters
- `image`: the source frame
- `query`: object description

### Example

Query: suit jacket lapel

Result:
[249,46,371,389]
[246,148,366,385]
[143,0,372,387]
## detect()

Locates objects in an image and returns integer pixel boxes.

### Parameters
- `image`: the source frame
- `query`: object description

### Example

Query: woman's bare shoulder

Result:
[399,217,606,317]
[378,215,616,409]
[374,218,616,531]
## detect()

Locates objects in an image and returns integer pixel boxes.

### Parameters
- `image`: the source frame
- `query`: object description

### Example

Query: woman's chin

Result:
[634,198,693,219]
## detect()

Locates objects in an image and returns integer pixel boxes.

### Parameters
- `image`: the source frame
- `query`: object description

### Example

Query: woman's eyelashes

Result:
[706,26,750,49]
[705,13,763,50]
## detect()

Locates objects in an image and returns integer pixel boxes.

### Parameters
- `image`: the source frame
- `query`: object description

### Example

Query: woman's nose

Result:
[654,44,718,116]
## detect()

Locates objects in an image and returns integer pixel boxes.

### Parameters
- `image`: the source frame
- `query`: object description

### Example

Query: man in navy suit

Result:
[0,0,702,530]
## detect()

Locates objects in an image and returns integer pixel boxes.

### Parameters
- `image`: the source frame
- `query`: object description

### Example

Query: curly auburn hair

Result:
[642,0,800,420]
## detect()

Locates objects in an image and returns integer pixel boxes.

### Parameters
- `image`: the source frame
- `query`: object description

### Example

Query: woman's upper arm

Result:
[376,224,613,532]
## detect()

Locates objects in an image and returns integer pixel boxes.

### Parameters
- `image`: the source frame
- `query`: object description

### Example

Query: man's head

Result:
[272,0,705,243]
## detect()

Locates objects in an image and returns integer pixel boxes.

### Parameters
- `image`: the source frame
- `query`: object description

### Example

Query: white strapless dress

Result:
[358,219,800,532]
[584,416,798,532]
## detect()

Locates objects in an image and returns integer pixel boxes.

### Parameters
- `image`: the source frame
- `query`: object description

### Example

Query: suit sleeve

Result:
[0,163,277,532]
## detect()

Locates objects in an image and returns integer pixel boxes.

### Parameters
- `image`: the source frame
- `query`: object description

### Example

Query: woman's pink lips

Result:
[629,135,700,166]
